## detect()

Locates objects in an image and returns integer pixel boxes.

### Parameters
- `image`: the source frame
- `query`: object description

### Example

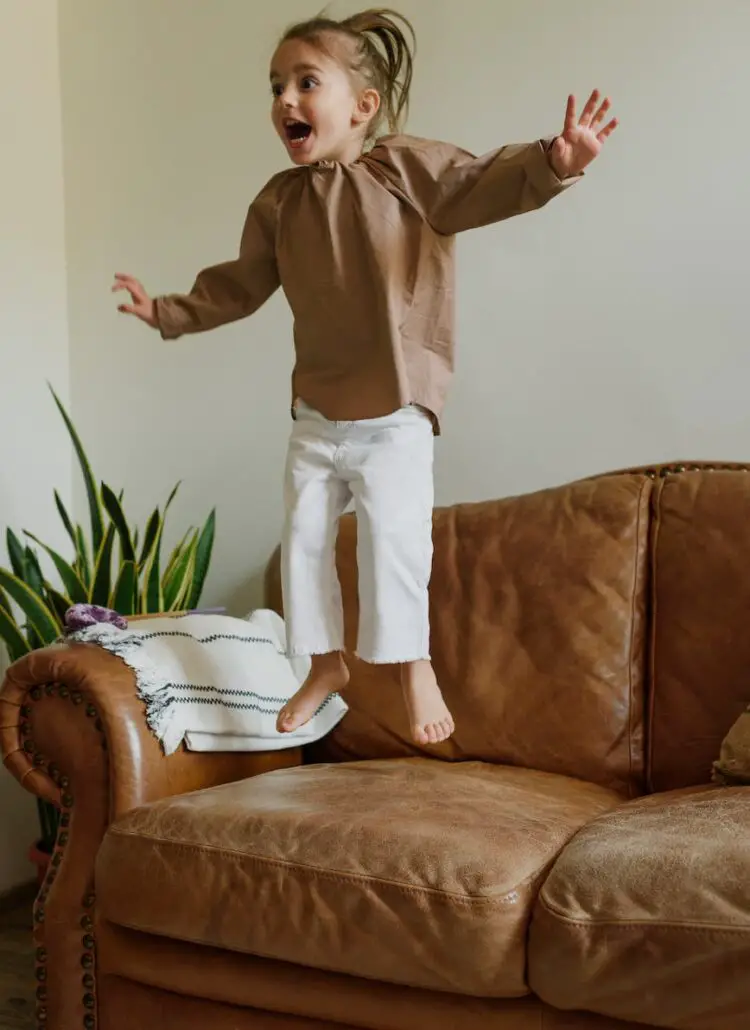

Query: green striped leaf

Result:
[49,384,105,555]
[162,527,193,584]
[89,523,115,607]
[101,483,136,563]
[23,547,45,599]
[139,508,161,568]
[111,560,138,616]
[0,569,59,645]
[0,586,12,616]
[6,529,26,580]
[0,607,30,662]
[54,490,77,551]
[187,509,216,609]
[23,532,87,604]
[142,520,165,613]
[43,585,69,628]
[163,531,198,610]
[75,525,91,588]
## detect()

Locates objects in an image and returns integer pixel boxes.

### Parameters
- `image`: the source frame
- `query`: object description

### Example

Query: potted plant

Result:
[0,385,216,881]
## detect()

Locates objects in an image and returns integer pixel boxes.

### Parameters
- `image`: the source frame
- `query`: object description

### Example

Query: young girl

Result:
[113,9,617,747]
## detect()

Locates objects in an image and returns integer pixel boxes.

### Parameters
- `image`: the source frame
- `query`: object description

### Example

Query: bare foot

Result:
[401,660,454,746]
[276,652,349,734]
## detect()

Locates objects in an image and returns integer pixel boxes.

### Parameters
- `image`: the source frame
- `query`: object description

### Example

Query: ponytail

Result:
[281,8,416,136]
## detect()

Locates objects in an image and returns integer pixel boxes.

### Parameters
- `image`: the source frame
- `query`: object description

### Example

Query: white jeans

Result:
[282,401,434,663]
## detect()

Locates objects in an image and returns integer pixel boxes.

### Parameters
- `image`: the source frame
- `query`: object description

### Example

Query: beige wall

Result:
[0,1,71,890]
[59,0,750,618]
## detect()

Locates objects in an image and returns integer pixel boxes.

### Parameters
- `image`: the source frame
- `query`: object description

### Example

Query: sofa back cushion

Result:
[648,470,750,791]
[269,474,650,795]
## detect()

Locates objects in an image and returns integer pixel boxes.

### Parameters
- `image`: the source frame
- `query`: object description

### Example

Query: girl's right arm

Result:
[112,178,280,340]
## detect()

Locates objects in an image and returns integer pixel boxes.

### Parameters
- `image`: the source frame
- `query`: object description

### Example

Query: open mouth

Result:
[284,119,312,148]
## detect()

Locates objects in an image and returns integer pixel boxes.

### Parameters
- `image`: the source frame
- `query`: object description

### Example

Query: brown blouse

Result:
[155,135,578,428]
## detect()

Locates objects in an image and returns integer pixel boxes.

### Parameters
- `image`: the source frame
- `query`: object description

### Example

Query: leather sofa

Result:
[2,462,749,1030]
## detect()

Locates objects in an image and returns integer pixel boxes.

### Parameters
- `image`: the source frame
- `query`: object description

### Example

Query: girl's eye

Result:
[271,83,283,98]
[300,76,318,91]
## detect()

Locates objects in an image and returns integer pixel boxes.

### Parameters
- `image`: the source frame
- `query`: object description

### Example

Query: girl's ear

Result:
[353,88,381,127]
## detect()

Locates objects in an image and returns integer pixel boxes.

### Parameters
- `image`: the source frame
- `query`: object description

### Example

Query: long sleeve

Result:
[369,135,579,236]
[155,175,282,340]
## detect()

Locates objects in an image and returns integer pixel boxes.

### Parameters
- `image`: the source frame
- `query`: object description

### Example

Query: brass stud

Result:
[86,705,97,718]
[60,776,70,788]
[80,915,93,932]
[82,973,95,990]
[59,686,69,699]
[34,755,45,768]
[20,721,31,737]
[21,704,32,717]
[37,1007,48,1023]
[84,1015,96,1030]
[58,832,69,847]
[35,966,47,982]
[83,993,95,1010]
[36,986,47,1002]
[34,906,45,923]
[23,741,34,754]
[51,853,62,869]
[60,813,70,828]
[30,687,42,701]
[62,793,74,808]
[36,947,47,963]
[83,893,95,908]
[82,934,95,951]
[71,691,83,705]
[80,954,94,970]
[44,684,56,697]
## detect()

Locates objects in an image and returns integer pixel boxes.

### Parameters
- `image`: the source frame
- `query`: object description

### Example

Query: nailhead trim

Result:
[22,684,106,1030]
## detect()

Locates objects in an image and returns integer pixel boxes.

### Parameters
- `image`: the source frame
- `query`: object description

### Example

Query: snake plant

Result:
[0,384,216,851]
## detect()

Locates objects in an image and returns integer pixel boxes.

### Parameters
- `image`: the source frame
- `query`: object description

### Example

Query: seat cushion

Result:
[529,786,750,1030]
[97,759,621,998]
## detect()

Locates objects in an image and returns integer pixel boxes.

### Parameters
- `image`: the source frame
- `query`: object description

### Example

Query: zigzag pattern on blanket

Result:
[67,610,348,755]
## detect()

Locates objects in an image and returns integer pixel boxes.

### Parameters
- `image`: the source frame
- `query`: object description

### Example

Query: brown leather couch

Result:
[2,463,749,1030]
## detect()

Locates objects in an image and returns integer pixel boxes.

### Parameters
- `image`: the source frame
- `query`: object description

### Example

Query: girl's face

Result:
[270,38,378,166]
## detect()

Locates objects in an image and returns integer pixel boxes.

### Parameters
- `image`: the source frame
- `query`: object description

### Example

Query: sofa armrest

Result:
[0,640,301,1030]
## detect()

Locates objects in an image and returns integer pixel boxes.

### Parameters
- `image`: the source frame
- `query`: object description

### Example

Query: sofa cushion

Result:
[268,474,651,796]
[97,759,621,998]
[649,470,750,791]
[529,786,750,1030]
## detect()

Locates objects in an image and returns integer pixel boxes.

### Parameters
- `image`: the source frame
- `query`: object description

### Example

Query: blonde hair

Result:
[280,8,415,137]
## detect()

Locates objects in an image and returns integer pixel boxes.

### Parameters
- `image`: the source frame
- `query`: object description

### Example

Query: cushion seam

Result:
[537,894,750,933]
[105,828,545,905]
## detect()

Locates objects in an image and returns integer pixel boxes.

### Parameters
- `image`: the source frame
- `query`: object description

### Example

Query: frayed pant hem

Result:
[286,645,345,659]
[355,652,432,666]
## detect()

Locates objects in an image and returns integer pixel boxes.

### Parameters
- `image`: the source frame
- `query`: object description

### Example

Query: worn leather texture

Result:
[649,472,750,791]
[268,474,651,796]
[529,786,750,1029]
[97,758,621,998]
[98,924,649,1030]
[0,643,301,1030]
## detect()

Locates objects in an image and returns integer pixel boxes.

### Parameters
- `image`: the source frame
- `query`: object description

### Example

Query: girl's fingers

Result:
[578,89,600,128]
[563,94,577,136]
[597,117,619,142]
[590,97,611,127]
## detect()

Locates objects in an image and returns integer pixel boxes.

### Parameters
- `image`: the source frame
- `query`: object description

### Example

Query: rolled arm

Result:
[0,641,300,1030]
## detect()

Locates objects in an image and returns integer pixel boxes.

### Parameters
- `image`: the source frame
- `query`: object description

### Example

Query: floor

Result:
[0,902,34,1030]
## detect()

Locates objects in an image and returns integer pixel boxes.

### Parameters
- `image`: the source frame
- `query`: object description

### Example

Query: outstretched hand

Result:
[549,90,618,179]
[111,273,158,328]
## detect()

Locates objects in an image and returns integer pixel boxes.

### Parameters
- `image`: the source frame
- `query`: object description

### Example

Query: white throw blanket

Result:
[67,611,347,755]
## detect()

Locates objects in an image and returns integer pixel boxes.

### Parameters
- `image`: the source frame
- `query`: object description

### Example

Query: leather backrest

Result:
[268,474,650,796]
[648,470,750,791]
